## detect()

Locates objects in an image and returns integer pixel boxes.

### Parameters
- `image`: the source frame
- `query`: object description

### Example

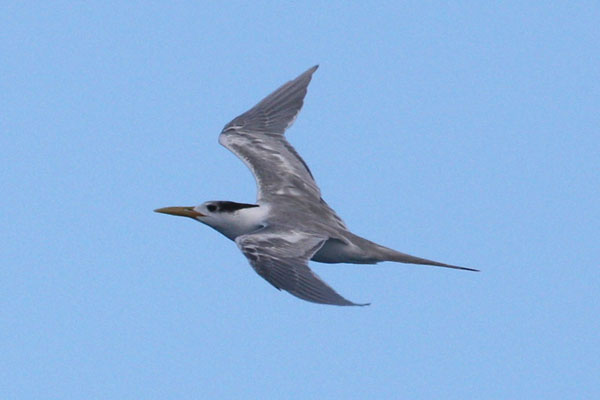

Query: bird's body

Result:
[156,66,477,306]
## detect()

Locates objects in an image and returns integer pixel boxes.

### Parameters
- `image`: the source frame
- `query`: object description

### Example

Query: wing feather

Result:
[236,229,369,306]
[219,66,322,202]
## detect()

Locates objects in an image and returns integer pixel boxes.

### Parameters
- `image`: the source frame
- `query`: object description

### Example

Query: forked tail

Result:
[379,246,479,272]
[337,232,479,271]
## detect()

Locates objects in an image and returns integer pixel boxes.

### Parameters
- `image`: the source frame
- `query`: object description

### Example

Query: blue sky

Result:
[2,1,598,398]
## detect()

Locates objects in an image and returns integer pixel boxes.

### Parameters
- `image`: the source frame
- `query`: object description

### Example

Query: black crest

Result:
[214,201,259,213]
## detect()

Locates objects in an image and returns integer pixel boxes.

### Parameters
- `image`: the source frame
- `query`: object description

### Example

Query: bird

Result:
[155,65,478,306]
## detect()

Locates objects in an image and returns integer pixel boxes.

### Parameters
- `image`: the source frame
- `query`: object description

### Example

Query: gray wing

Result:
[218,66,322,203]
[236,229,369,306]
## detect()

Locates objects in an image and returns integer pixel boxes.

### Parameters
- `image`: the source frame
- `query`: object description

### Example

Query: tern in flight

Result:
[155,66,477,306]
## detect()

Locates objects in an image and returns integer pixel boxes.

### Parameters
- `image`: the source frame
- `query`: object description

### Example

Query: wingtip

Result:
[344,299,371,307]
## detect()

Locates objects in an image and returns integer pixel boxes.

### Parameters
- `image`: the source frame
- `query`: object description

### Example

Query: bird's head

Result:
[154,201,263,240]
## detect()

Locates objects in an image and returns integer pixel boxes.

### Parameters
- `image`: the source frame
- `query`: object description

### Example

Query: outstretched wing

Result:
[236,228,368,306]
[219,66,322,203]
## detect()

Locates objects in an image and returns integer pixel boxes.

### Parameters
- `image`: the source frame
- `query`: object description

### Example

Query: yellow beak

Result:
[154,206,205,218]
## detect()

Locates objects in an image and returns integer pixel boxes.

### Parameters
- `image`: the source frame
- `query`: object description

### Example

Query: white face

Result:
[195,201,220,216]
[191,202,223,227]
[193,201,266,240]
[156,201,265,240]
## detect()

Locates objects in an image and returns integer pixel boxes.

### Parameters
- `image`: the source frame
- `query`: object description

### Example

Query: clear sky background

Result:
[2,2,598,399]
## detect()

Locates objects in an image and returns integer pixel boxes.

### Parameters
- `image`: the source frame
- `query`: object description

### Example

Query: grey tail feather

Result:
[381,247,479,272]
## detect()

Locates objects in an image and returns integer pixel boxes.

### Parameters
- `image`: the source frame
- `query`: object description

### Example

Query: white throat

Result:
[201,204,269,240]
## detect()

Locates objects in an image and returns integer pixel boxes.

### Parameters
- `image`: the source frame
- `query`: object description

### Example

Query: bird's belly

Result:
[311,238,378,264]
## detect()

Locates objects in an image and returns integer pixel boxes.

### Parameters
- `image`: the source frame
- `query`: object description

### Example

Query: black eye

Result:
[206,204,217,212]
